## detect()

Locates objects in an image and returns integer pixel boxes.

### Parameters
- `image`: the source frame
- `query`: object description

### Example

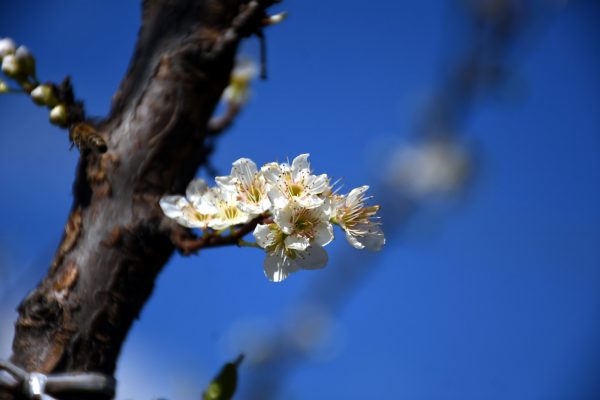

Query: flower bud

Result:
[0,80,8,93]
[49,104,68,127]
[15,46,35,77]
[264,11,288,26]
[1,54,19,78]
[31,85,58,107]
[0,38,16,58]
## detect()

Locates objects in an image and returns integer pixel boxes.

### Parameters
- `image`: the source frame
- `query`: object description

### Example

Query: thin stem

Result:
[237,239,261,248]
[0,87,26,94]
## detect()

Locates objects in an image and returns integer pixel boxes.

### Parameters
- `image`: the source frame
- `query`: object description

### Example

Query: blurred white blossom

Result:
[385,139,471,198]
[222,59,258,105]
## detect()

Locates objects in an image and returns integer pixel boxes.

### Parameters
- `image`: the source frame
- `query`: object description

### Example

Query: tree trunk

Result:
[1,1,272,398]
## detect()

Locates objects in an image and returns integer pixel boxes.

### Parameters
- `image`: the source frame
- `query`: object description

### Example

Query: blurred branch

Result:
[241,1,562,398]
[208,103,242,136]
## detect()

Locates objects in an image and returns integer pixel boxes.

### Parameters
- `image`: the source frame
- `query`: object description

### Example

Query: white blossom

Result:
[159,179,213,229]
[253,223,328,282]
[203,187,251,230]
[216,158,271,216]
[333,186,385,251]
[159,153,385,282]
[262,153,330,210]
[222,59,258,105]
[274,202,333,251]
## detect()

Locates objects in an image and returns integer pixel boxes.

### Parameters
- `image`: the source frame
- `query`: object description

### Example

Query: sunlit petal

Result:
[314,222,334,247]
[264,254,296,282]
[284,235,310,251]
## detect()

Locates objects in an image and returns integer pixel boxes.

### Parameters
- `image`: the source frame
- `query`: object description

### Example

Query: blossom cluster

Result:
[160,154,385,282]
[0,37,68,126]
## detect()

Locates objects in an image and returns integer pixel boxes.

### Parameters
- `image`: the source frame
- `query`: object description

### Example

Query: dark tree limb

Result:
[1,1,275,399]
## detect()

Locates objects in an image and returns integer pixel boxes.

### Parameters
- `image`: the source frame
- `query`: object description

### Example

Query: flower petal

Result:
[345,231,365,250]
[268,186,289,210]
[215,175,235,192]
[291,153,310,181]
[295,194,324,209]
[305,174,329,195]
[264,253,298,282]
[313,222,334,247]
[231,158,258,188]
[185,179,208,206]
[159,196,207,228]
[197,188,221,215]
[159,195,187,219]
[352,224,386,251]
[261,162,282,185]
[274,205,294,234]
[285,235,310,251]
[253,224,274,248]
[293,245,328,270]
[345,185,369,208]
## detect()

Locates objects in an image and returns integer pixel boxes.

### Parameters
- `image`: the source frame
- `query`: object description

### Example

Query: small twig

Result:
[207,102,241,136]
[172,214,272,255]
[0,87,26,94]
[205,0,275,61]
[256,29,268,80]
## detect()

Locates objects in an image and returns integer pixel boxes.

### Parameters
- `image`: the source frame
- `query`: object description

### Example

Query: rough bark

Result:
[1,1,273,398]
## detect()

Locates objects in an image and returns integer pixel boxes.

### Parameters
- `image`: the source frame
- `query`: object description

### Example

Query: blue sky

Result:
[1,1,599,399]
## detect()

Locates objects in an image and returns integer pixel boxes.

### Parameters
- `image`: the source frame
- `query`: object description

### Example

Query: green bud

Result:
[0,80,8,93]
[49,104,68,127]
[202,355,243,400]
[266,11,288,25]
[15,46,35,78]
[0,38,16,58]
[31,85,58,107]
[1,54,19,78]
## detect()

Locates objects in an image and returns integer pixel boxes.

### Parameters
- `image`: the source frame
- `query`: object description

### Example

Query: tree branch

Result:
[1,1,276,399]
